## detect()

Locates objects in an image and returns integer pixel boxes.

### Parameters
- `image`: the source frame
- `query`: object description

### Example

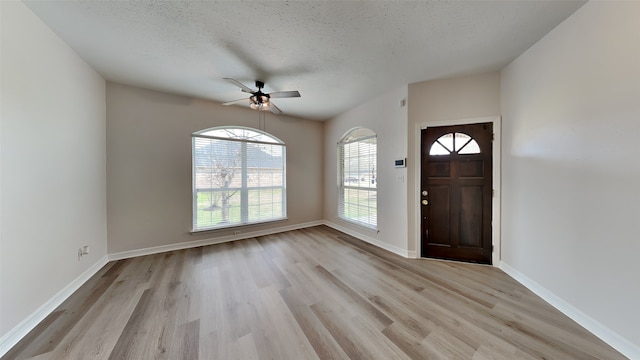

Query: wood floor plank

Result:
[172,320,199,360]
[230,333,260,360]
[280,287,351,360]
[310,301,387,360]
[314,265,393,330]
[107,288,156,360]
[381,322,435,360]
[422,328,477,359]
[3,226,628,360]
[197,266,229,360]
[51,280,144,359]
[257,285,319,360]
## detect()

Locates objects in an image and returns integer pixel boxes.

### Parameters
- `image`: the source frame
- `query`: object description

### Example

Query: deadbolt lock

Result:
[422,190,428,196]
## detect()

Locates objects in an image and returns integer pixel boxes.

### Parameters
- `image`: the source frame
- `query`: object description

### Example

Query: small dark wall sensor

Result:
[395,158,406,168]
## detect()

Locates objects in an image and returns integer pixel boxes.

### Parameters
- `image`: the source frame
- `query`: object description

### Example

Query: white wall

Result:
[106,83,323,254]
[323,86,409,256]
[0,0,107,346]
[407,73,501,256]
[501,1,640,357]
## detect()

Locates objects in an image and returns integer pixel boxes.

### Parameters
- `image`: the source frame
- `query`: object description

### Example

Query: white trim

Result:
[499,261,640,360]
[324,220,410,258]
[413,116,502,264]
[194,126,285,144]
[0,255,109,358]
[109,220,324,261]
[190,217,289,234]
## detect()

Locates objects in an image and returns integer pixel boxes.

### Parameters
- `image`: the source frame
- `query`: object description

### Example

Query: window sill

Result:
[190,217,288,235]
[337,217,379,233]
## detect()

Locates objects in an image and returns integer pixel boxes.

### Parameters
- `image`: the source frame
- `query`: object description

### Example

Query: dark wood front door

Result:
[421,123,493,264]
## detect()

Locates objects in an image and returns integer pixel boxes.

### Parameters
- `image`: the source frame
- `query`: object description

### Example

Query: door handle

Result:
[422,200,428,205]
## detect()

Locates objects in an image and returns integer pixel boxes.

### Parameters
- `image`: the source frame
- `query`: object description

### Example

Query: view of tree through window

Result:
[192,127,286,231]
[338,128,377,229]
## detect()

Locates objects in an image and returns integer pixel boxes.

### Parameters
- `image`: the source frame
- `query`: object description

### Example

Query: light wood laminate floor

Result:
[3,226,627,359]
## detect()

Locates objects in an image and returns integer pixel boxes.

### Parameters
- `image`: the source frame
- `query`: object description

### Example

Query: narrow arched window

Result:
[337,128,377,229]
[192,127,286,231]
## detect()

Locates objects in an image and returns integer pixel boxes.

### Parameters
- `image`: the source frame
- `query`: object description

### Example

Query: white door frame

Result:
[413,116,501,265]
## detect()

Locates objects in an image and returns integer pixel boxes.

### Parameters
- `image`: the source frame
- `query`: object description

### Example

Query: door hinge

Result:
[492,189,495,197]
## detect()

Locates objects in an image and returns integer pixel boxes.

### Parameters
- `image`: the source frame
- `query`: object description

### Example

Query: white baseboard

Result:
[323,221,410,258]
[0,255,109,358]
[109,220,325,261]
[499,261,640,360]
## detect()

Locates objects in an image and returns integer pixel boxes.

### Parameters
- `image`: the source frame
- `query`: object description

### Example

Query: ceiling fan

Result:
[222,78,301,115]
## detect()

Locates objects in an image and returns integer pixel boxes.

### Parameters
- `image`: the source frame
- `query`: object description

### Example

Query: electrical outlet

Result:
[233,230,241,235]
[78,245,90,260]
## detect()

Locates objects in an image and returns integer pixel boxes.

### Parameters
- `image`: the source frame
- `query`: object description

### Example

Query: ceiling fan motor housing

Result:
[251,81,269,104]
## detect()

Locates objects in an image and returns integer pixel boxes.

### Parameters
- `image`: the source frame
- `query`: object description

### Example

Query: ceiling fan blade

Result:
[269,102,283,115]
[223,78,255,94]
[222,98,249,106]
[268,90,301,98]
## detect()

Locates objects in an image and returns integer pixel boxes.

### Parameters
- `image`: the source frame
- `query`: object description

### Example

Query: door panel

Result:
[421,122,493,264]
[459,186,482,247]
[427,162,450,177]
[457,160,484,178]
[427,185,450,245]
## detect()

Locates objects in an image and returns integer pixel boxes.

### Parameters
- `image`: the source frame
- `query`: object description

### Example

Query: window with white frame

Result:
[192,127,286,231]
[338,128,377,229]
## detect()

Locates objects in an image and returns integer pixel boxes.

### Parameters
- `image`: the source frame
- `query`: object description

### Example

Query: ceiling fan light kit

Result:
[249,100,270,111]
[222,78,300,115]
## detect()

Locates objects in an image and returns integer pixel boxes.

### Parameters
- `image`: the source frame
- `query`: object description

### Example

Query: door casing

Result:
[413,116,501,265]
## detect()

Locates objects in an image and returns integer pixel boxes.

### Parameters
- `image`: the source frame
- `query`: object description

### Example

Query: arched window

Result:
[337,128,377,229]
[429,132,481,155]
[192,127,286,231]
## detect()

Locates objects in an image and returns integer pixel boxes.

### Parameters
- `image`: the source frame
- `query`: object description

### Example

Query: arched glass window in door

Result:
[429,132,481,155]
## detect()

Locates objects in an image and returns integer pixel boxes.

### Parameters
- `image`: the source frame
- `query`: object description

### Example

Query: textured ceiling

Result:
[24,1,585,121]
